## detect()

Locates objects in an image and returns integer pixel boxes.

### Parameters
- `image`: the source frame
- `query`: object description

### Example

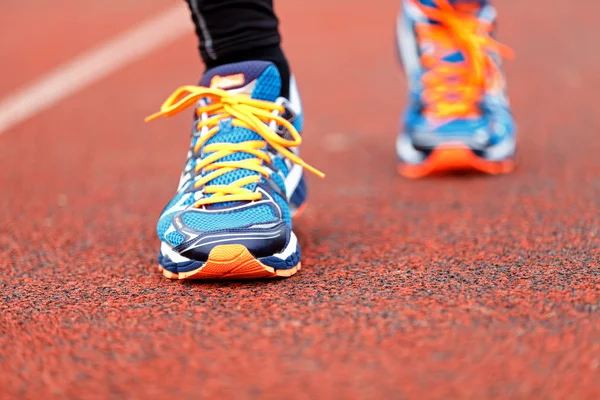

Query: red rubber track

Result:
[1,0,599,398]
[0,0,171,95]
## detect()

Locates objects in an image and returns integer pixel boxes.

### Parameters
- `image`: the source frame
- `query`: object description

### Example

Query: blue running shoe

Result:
[146,61,323,279]
[396,0,516,177]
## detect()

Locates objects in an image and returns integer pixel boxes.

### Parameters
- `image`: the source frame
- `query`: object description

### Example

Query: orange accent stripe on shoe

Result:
[398,144,515,178]
[292,202,308,219]
[159,244,300,280]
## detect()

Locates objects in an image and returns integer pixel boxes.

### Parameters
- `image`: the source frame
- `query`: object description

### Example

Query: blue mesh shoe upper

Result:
[398,0,515,150]
[156,61,304,254]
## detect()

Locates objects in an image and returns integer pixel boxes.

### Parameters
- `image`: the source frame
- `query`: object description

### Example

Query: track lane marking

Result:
[0,4,191,136]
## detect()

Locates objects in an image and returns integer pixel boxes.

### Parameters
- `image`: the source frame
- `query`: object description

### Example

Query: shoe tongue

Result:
[199,61,281,101]
[196,61,282,209]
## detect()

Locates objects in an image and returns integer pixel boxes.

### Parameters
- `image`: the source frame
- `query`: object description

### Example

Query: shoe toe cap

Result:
[178,222,290,262]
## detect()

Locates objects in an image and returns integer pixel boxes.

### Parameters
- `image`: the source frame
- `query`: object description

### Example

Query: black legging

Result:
[184,0,289,96]
[185,0,280,62]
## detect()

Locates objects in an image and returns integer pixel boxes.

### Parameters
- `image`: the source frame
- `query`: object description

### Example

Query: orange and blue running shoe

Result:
[147,61,323,280]
[396,0,516,177]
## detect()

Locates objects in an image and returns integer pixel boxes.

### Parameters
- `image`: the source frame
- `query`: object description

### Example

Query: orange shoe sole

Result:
[158,244,300,280]
[398,144,516,178]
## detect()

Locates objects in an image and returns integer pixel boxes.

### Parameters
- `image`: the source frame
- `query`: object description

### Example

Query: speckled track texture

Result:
[1,0,599,399]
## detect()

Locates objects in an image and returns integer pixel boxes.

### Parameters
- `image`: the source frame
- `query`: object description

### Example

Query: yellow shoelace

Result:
[146,86,325,207]
[415,0,514,119]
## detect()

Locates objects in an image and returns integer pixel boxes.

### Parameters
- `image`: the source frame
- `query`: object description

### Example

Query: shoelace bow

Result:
[415,0,514,119]
[146,86,325,207]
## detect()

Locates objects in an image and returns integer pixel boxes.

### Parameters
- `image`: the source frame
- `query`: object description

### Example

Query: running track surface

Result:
[1,1,599,398]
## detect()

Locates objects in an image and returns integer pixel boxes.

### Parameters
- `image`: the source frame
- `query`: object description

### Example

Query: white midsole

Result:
[285,164,303,200]
[483,135,516,161]
[396,133,516,164]
[396,134,426,164]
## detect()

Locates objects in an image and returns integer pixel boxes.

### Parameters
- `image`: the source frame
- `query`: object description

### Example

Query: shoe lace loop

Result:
[415,0,515,119]
[146,86,324,207]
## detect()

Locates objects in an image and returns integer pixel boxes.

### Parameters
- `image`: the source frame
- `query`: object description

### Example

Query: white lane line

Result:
[0,4,192,136]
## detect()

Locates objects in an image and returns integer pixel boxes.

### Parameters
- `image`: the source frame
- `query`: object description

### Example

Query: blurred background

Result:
[1,0,599,399]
